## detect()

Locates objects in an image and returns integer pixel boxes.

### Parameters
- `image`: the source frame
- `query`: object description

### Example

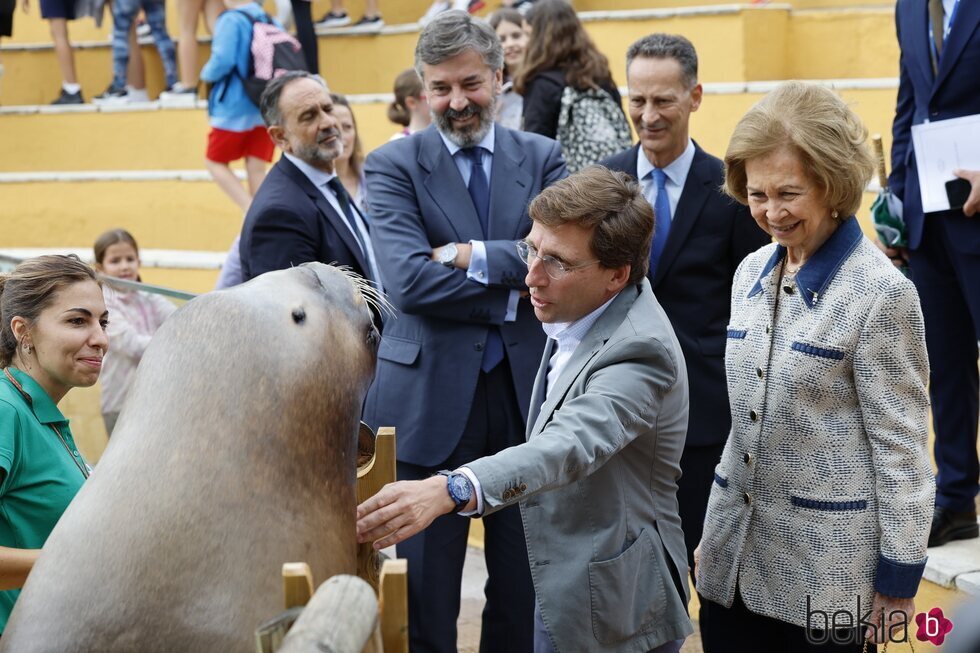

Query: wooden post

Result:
[379,559,408,653]
[357,427,396,591]
[281,562,314,609]
[276,575,379,653]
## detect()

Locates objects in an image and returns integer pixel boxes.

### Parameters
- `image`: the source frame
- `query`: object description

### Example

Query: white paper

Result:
[911,114,980,213]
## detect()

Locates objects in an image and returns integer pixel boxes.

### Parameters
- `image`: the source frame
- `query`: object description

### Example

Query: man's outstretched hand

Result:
[356,477,457,550]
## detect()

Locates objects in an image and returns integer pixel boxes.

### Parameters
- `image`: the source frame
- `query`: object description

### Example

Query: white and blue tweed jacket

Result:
[696,217,934,628]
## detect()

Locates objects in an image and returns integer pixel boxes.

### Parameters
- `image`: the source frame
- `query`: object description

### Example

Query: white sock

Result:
[63,82,81,94]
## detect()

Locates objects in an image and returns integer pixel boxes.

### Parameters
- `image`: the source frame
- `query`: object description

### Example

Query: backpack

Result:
[556,85,633,173]
[234,9,307,107]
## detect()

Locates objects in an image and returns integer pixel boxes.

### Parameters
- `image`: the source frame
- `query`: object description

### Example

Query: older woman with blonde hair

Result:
[695,81,934,652]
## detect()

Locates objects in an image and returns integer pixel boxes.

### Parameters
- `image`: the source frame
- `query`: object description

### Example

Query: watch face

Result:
[449,475,471,502]
[441,244,457,264]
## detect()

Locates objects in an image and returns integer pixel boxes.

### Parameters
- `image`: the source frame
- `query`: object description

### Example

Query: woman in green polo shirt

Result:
[0,254,108,632]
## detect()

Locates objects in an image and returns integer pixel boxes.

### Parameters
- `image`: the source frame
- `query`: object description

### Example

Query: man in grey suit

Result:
[358,167,693,653]
[361,10,566,652]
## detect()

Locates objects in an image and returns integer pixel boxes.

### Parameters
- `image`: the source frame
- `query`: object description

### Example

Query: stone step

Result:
[0,4,899,105]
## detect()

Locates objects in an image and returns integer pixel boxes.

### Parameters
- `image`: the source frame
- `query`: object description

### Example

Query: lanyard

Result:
[2,368,91,480]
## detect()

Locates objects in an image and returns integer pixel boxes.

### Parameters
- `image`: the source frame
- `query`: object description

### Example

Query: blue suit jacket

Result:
[362,125,567,467]
[890,0,980,250]
[239,156,373,283]
[601,144,769,448]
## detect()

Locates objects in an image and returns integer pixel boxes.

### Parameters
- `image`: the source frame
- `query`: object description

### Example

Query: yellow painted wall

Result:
[0,5,899,105]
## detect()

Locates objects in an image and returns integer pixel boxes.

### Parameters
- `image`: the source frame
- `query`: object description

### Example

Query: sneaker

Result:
[51,88,84,105]
[347,14,384,32]
[314,10,350,28]
[93,83,128,105]
[126,87,150,103]
[159,82,199,105]
[135,19,151,38]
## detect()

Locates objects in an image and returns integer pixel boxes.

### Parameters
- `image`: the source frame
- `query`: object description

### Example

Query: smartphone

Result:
[946,177,971,210]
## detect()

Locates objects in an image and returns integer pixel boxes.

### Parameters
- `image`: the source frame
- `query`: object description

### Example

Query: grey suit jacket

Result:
[466,280,694,652]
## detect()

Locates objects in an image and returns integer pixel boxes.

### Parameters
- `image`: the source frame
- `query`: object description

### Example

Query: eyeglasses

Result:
[516,241,599,281]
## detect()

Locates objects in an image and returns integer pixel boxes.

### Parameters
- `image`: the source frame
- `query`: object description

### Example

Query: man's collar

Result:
[4,367,68,425]
[541,292,619,343]
[636,139,695,186]
[283,152,337,188]
[747,216,863,308]
[438,123,496,157]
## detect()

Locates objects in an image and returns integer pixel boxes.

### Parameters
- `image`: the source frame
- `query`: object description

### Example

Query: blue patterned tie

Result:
[463,147,503,372]
[648,167,672,277]
[464,147,491,238]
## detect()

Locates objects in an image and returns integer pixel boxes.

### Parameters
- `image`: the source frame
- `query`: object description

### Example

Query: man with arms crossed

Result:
[358,167,693,653]
[362,11,566,652]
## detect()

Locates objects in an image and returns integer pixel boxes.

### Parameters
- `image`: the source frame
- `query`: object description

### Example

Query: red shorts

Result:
[206,126,275,164]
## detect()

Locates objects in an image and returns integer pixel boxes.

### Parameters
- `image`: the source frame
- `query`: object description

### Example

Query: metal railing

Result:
[0,253,198,302]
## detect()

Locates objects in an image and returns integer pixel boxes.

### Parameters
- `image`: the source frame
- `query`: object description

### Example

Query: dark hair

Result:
[528,166,652,285]
[387,69,424,127]
[414,10,503,79]
[330,93,365,180]
[0,255,101,367]
[488,7,524,30]
[515,0,614,95]
[259,72,328,127]
[626,33,698,88]
[94,228,140,265]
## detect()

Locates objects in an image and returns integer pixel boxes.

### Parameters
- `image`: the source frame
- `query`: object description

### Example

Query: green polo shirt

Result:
[0,368,87,632]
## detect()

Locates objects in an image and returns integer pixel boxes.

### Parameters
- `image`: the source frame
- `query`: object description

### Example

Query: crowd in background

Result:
[1,0,980,651]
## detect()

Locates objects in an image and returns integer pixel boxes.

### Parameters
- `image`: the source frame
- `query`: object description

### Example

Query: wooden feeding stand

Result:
[255,426,407,653]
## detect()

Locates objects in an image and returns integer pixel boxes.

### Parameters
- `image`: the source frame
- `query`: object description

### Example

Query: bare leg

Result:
[48,18,77,84]
[202,0,221,32]
[244,156,268,197]
[126,22,145,89]
[176,0,204,86]
[364,0,378,16]
[329,0,343,11]
[206,159,252,211]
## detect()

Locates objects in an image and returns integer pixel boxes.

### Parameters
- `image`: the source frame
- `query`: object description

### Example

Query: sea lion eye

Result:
[292,308,306,324]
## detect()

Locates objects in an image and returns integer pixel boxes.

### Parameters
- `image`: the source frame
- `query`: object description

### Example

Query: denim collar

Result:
[747,216,863,308]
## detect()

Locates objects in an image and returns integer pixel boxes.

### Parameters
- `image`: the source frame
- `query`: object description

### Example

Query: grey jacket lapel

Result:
[525,337,554,440]
[529,285,640,437]
[489,128,534,240]
[418,128,484,242]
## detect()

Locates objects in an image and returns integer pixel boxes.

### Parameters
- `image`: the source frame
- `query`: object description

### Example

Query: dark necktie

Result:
[648,167,673,278]
[464,147,491,238]
[326,177,369,257]
[461,147,503,372]
[929,0,945,74]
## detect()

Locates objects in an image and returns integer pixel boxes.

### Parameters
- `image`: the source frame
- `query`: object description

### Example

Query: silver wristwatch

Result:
[437,243,459,267]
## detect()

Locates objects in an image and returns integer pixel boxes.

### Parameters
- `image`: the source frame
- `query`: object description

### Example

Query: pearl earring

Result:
[831,210,839,220]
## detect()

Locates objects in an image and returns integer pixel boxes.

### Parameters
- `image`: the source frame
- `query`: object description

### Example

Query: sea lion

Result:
[1,263,382,652]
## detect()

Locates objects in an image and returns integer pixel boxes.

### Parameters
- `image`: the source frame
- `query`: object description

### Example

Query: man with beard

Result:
[239,72,382,298]
[601,34,769,596]
[362,11,566,653]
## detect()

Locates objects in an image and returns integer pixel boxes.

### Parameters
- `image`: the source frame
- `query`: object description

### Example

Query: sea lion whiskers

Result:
[335,266,395,319]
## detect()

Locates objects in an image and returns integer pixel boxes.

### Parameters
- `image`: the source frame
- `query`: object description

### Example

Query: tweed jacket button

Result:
[749,409,758,422]
[743,452,751,464]
[744,492,752,504]
[519,483,527,492]
[765,324,771,334]
[503,489,513,500]
[782,284,795,295]
[756,367,763,378]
